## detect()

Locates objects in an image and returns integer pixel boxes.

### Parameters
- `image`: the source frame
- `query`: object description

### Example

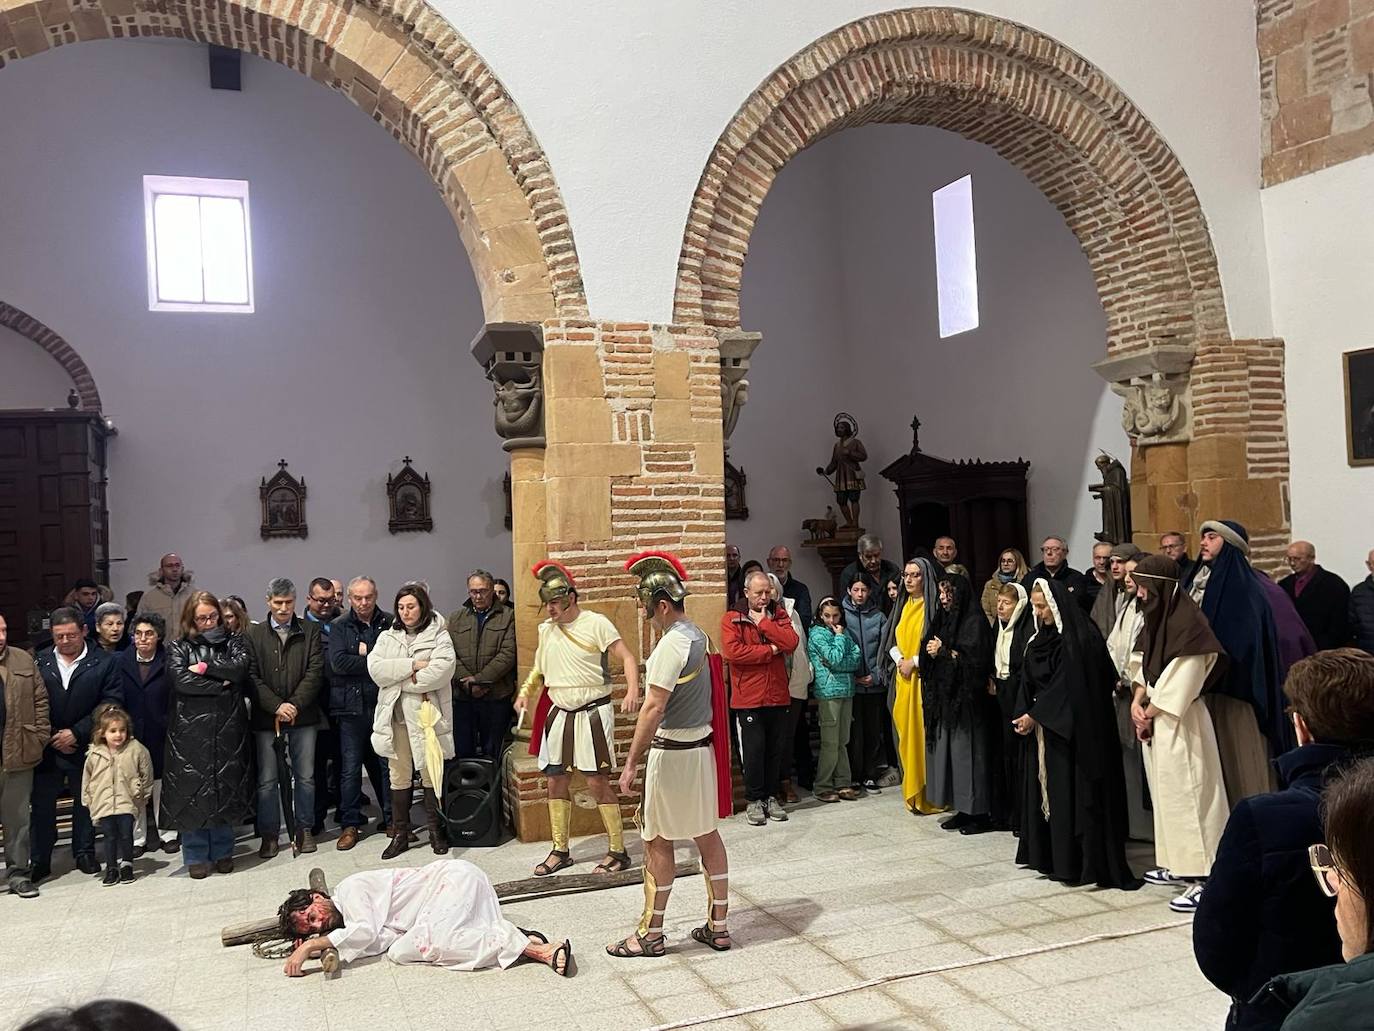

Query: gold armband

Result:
[518,669,545,700]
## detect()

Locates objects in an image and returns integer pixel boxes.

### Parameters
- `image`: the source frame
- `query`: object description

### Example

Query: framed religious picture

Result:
[387,456,433,533]
[724,454,749,520]
[260,460,307,539]
[1346,348,1374,466]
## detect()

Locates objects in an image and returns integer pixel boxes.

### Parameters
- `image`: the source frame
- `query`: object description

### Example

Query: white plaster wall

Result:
[0,39,509,610]
[446,0,1270,337]
[1262,154,1374,585]
[0,325,75,409]
[735,125,1128,592]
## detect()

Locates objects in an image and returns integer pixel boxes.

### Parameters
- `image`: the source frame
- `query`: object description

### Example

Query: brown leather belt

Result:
[552,694,613,773]
[651,733,713,751]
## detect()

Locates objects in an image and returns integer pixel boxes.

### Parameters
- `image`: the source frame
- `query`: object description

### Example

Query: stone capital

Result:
[1093,344,1194,446]
[471,322,545,451]
[719,329,762,443]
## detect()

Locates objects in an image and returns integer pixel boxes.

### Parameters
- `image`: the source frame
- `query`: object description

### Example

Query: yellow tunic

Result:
[892,598,942,814]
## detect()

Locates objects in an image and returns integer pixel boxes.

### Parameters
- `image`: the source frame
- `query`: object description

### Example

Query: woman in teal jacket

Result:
[807,597,861,803]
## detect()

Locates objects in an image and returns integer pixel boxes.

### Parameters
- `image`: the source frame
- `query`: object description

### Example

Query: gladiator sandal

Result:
[690,870,731,951]
[422,788,450,854]
[535,798,574,877]
[381,786,412,861]
[593,802,632,873]
[606,866,670,958]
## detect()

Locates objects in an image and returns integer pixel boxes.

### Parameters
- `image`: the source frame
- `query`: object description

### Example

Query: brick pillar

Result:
[1188,338,1291,577]
[503,320,729,842]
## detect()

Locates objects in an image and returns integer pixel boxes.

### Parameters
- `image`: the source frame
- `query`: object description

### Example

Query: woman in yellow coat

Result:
[881,556,944,815]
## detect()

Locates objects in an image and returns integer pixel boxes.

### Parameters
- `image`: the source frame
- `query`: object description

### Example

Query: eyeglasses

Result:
[193,613,219,626]
[1309,843,1341,898]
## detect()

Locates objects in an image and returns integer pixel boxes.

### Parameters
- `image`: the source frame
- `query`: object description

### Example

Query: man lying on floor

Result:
[278,858,572,977]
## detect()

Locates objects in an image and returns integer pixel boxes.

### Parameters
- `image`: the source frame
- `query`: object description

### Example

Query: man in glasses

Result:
[1021,535,1084,600]
[30,607,120,882]
[1194,649,1374,1030]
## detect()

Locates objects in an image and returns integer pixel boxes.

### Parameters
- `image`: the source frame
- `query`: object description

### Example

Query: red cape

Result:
[709,652,732,818]
[528,687,553,758]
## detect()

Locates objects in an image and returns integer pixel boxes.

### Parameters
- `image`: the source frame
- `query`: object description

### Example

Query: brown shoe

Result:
[296,830,318,855]
[781,780,800,805]
[258,836,279,860]
[215,857,234,875]
[336,827,359,851]
[188,863,211,880]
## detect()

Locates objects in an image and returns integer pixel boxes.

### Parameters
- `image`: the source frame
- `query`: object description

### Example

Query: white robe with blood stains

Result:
[327,859,529,970]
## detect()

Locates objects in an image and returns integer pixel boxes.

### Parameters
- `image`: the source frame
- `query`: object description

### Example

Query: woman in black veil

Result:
[1012,577,1140,889]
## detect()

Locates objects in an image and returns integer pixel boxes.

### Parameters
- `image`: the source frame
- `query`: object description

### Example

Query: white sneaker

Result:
[1169,883,1205,913]
[745,800,767,826]
[1144,867,1185,886]
[765,797,789,822]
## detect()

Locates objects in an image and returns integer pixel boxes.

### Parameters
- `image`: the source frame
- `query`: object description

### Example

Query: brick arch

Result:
[0,0,586,323]
[674,8,1228,355]
[0,301,101,411]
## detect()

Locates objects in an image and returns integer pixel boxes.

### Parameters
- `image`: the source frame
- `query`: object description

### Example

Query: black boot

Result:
[381,787,412,861]
[423,788,450,855]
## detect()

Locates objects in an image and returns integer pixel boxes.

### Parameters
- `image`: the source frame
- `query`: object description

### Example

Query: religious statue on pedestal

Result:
[1089,451,1132,545]
[816,412,867,530]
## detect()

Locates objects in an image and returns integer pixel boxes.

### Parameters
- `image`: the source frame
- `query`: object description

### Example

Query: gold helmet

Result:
[532,560,576,604]
[624,551,690,610]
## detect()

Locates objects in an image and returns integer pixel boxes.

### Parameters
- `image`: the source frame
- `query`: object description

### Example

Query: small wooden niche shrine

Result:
[387,457,433,534]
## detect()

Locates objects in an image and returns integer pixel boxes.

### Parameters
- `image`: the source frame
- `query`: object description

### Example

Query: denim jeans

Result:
[181,825,235,864]
[336,713,391,830]
[100,813,135,870]
[452,696,514,761]
[254,724,318,838]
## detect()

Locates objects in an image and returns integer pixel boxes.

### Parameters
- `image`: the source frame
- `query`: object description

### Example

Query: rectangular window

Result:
[143,175,254,313]
[932,174,978,338]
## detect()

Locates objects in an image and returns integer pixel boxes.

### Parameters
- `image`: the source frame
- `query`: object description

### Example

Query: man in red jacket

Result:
[721,570,799,825]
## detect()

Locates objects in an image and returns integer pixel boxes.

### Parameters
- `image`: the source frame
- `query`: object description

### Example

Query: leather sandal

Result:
[550,939,573,977]
[690,924,732,952]
[534,850,573,877]
[605,932,666,958]
[593,850,633,873]
[519,927,549,945]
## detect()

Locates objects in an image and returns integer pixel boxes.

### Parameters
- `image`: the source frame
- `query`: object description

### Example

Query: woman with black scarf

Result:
[922,573,995,834]
[990,582,1034,834]
[1012,577,1139,889]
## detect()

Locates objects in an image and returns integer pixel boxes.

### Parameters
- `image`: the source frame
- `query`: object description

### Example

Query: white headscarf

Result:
[993,582,1028,679]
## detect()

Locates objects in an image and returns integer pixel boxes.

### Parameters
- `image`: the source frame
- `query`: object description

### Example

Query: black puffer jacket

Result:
[160,628,254,832]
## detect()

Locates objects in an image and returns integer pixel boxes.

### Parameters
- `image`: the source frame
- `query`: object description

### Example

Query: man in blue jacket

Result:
[31,607,120,881]
[1194,649,1374,1030]
[327,577,394,851]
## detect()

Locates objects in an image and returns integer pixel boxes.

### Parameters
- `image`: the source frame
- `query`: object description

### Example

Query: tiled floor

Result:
[3,791,1231,1030]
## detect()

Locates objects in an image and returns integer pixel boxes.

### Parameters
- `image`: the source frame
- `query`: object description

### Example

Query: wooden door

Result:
[0,413,106,645]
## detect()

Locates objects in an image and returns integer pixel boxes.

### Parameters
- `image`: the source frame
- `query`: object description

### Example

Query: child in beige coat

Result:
[82,704,154,885]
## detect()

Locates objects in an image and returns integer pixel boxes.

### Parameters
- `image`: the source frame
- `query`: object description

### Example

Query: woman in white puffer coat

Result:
[367,583,456,859]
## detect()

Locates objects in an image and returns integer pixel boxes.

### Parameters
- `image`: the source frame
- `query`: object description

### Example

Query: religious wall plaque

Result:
[725,455,749,520]
[260,460,307,539]
[387,456,433,533]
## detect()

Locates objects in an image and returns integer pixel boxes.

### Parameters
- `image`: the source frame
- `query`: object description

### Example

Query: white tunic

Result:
[640,623,716,842]
[533,611,622,773]
[1133,651,1229,877]
[327,859,528,970]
